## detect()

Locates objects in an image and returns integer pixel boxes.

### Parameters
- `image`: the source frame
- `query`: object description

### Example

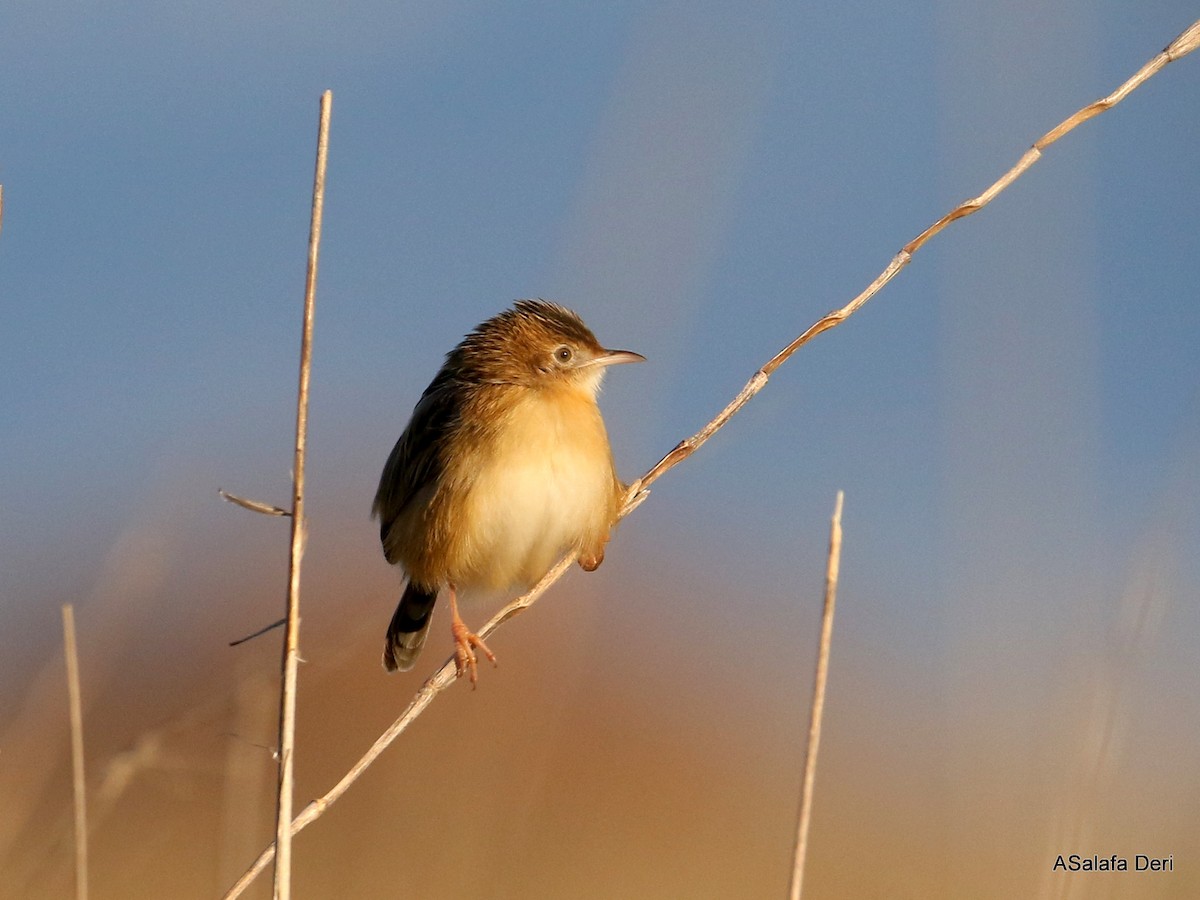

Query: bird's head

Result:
[456,299,643,396]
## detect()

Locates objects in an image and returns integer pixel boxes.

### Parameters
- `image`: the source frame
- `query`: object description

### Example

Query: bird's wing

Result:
[372,373,461,565]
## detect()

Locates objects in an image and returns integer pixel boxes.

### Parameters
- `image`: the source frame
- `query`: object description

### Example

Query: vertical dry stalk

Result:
[61,604,88,900]
[272,88,332,900]
[789,491,844,900]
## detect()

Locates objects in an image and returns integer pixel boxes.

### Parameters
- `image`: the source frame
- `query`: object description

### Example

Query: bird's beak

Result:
[591,349,645,367]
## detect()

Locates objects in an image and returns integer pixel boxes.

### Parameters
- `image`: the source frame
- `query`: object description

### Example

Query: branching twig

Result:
[61,604,88,900]
[271,89,332,900]
[789,491,844,900]
[218,489,292,518]
[229,618,288,647]
[220,20,1200,899]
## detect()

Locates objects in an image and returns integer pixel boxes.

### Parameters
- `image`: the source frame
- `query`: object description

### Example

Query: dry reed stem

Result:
[789,492,844,900]
[271,89,331,900]
[220,21,1200,899]
[61,604,88,900]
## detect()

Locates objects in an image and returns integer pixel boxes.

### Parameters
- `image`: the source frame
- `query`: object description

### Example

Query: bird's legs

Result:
[447,584,496,686]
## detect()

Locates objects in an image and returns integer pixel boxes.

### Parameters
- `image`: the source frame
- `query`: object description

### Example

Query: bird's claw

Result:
[451,620,496,687]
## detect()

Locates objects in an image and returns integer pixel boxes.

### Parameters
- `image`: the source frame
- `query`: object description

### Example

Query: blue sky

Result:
[3,2,1199,895]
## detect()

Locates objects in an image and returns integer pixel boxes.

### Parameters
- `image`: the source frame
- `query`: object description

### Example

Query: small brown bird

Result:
[373,300,643,683]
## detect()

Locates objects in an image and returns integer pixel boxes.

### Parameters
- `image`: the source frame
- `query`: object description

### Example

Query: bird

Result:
[372,299,643,684]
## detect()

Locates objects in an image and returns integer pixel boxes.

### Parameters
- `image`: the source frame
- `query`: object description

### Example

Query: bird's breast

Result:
[453,386,618,591]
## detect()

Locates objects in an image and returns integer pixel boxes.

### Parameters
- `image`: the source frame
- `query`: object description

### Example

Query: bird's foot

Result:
[450,617,496,687]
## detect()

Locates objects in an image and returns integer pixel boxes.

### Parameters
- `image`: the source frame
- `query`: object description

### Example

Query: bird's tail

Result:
[383,583,438,672]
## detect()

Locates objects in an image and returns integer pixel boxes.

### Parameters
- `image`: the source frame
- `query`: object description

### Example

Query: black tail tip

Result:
[382,645,400,673]
[382,638,423,672]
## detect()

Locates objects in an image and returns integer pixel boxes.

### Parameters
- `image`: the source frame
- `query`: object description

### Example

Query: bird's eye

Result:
[554,345,574,364]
